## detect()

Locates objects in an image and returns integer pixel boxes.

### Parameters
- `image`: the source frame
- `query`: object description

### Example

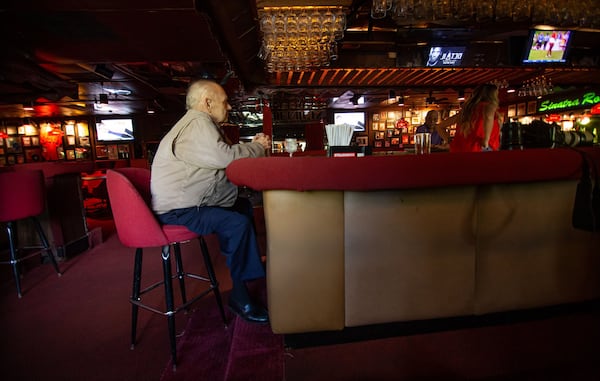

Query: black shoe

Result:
[228,298,269,324]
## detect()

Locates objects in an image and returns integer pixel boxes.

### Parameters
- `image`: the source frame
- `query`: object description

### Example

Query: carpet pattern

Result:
[160,296,284,381]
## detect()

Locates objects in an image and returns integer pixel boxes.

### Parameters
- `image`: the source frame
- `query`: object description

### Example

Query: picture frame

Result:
[22,136,31,147]
[65,123,75,136]
[31,136,40,146]
[517,103,526,116]
[77,122,90,137]
[6,137,22,153]
[25,148,42,162]
[372,113,380,122]
[79,136,90,146]
[67,136,76,146]
[6,126,17,135]
[384,140,390,147]
[375,131,385,140]
[507,105,516,117]
[17,126,25,135]
[107,144,119,160]
[66,149,76,160]
[391,137,400,145]
[96,145,108,159]
[527,100,537,115]
[380,112,387,120]
[356,136,368,146]
[374,140,382,148]
[411,116,420,125]
[387,111,395,120]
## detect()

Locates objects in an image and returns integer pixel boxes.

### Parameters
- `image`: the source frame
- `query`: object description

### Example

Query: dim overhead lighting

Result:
[257,6,346,72]
[398,95,405,106]
[457,90,465,101]
[23,102,34,111]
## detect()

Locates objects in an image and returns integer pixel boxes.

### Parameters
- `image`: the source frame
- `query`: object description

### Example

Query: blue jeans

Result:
[157,198,265,282]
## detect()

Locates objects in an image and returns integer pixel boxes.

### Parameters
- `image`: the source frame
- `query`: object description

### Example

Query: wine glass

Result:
[284,138,298,157]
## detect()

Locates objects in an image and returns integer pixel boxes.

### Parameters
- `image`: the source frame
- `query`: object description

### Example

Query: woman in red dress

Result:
[436,84,502,152]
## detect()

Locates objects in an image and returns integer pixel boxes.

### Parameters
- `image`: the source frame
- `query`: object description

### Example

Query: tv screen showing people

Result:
[522,30,572,64]
[426,46,466,67]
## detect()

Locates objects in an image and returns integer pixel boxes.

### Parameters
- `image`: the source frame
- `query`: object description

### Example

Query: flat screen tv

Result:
[95,118,135,142]
[522,29,573,64]
[425,46,466,67]
[333,111,365,131]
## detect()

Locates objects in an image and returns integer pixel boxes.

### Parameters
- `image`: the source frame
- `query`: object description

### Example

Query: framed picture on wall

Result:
[31,136,40,146]
[25,148,42,162]
[65,124,75,135]
[517,103,526,116]
[356,136,368,146]
[22,136,31,147]
[527,101,537,115]
[507,105,516,117]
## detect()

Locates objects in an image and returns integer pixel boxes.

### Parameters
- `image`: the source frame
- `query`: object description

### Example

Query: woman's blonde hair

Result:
[458,84,499,135]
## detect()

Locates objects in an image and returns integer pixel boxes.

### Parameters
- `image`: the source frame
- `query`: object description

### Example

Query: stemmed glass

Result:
[284,138,298,157]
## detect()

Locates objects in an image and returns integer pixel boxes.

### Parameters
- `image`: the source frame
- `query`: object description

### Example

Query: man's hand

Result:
[253,133,271,149]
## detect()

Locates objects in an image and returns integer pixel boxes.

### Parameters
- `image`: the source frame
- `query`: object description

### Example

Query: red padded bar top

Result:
[226,147,600,192]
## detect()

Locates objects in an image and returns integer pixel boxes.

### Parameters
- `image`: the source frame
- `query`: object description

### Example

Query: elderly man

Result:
[151,79,271,323]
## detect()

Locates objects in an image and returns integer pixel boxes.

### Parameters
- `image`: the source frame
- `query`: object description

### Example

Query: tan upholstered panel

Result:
[263,190,345,334]
[344,187,478,327]
[475,181,600,314]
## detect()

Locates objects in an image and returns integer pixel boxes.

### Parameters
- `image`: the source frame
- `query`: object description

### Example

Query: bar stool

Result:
[105,167,226,370]
[0,170,62,298]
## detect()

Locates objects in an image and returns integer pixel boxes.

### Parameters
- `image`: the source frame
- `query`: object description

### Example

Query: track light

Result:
[398,95,405,106]
[457,89,465,101]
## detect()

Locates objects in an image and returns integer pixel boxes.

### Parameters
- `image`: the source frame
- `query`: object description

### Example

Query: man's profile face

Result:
[430,47,442,62]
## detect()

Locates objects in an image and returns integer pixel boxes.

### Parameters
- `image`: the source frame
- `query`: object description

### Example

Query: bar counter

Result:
[227,147,600,334]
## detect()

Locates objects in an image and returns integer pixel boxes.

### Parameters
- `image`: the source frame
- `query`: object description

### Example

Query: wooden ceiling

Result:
[0,0,599,119]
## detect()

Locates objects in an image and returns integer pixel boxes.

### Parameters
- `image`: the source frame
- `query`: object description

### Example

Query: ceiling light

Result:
[457,90,465,101]
[398,96,405,106]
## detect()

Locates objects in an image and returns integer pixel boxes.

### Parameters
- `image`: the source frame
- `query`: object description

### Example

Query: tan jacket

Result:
[151,110,266,214]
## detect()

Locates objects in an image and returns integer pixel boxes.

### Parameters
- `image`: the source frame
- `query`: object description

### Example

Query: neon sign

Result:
[545,114,561,122]
[538,91,600,113]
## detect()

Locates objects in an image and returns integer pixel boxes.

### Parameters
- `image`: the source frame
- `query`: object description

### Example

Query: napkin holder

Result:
[327,146,372,157]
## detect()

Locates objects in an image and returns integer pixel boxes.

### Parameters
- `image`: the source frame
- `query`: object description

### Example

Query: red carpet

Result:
[160,295,284,381]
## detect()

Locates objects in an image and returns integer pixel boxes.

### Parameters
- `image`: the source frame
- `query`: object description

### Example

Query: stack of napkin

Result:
[325,124,354,146]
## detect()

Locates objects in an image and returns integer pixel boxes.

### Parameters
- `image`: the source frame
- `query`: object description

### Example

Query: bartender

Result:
[415,110,449,150]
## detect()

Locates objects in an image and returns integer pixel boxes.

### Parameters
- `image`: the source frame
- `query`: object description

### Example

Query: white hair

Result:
[185,79,216,110]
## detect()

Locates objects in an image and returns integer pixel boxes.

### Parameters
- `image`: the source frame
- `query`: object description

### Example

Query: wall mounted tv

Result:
[333,111,365,131]
[522,29,573,64]
[95,118,135,142]
[425,46,466,67]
